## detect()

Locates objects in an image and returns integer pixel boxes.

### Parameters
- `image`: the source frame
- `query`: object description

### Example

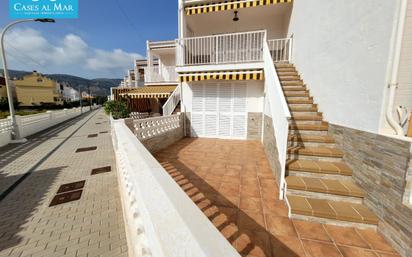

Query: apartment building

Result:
[13,71,64,106]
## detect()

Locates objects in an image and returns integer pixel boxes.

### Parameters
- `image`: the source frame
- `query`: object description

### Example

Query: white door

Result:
[191,82,247,139]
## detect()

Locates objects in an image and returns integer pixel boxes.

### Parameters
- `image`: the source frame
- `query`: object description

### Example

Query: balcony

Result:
[144,66,178,84]
[176,30,265,67]
[176,31,293,68]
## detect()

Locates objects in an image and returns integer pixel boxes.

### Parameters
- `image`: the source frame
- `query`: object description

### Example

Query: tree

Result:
[104,100,129,119]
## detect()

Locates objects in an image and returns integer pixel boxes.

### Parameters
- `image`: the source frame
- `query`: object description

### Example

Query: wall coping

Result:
[111,119,240,257]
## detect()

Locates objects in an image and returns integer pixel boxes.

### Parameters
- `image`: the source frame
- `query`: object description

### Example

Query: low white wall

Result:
[17,107,85,138]
[111,119,240,257]
[287,0,398,132]
[0,106,96,146]
[0,119,12,147]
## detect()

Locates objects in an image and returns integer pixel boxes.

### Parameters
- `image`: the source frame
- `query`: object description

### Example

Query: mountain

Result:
[0,69,121,96]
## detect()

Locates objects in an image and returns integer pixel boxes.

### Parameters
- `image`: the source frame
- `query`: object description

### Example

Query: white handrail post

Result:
[288,37,293,62]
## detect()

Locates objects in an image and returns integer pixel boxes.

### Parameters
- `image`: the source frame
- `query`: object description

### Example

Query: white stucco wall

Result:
[182,81,264,113]
[287,0,398,132]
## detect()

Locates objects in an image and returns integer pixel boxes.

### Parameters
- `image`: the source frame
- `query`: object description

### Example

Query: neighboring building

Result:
[0,76,7,99]
[13,71,64,106]
[62,83,80,102]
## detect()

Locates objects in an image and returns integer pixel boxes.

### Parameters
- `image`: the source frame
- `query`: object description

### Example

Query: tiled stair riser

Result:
[287,189,363,204]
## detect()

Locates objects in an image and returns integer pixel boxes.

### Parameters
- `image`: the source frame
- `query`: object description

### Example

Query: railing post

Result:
[215,36,219,64]
[288,37,293,63]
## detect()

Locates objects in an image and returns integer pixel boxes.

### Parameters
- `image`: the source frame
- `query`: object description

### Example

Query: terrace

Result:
[111,115,401,257]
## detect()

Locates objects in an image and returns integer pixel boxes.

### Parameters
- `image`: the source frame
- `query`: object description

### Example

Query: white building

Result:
[62,84,80,101]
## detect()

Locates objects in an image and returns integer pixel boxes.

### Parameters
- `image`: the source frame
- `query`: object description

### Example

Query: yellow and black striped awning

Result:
[179,70,263,82]
[119,86,176,99]
[186,0,292,15]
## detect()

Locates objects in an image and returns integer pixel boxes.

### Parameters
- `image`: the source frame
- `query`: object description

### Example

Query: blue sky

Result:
[0,0,178,79]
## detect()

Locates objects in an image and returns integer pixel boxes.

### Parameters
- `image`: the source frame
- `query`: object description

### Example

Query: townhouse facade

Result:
[114,1,412,256]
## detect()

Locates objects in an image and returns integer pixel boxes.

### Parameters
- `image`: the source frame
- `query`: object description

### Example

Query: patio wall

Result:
[110,118,241,257]
[126,113,184,154]
[329,123,412,257]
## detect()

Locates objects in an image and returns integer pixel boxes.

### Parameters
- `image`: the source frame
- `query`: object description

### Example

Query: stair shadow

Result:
[0,166,66,253]
[155,138,303,257]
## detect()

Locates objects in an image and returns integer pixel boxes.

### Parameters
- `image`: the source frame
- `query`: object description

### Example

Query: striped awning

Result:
[120,86,176,99]
[185,0,292,15]
[179,70,263,82]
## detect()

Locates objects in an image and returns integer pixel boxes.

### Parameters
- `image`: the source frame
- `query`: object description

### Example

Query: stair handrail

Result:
[162,84,181,116]
[263,40,291,199]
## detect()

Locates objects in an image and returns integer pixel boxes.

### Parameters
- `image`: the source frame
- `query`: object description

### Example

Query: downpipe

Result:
[386,0,408,135]
[386,83,404,135]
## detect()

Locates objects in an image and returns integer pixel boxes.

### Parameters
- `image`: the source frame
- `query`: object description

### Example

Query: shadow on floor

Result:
[155,138,303,257]
[0,166,66,253]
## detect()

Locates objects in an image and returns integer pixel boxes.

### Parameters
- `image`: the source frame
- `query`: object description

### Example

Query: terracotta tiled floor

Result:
[154,138,400,257]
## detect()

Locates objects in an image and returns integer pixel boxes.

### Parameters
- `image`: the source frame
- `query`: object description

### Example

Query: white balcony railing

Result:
[176,30,265,66]
[144,66,178,83]
[162,85,181,116]
[267,38,293,63]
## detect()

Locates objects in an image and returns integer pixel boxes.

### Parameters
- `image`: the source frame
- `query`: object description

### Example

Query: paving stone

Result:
[0,110,127,257]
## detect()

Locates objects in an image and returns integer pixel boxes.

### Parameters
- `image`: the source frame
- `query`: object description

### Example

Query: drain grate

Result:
[91,166,112,175]
[76,146,97,153]
[88,134,98,138]
[95,122,101,125]
[99,131,108,134]
[49,190,83,206]
[57,180,85,194]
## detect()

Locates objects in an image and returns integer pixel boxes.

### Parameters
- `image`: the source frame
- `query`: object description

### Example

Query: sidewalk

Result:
[0,109,128,257]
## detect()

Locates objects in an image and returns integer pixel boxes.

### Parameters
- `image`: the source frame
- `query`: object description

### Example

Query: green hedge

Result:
[104,100,130,119]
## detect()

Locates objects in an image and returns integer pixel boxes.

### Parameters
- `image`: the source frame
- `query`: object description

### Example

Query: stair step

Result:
[284,92,310,97]
[287,99,314,105]
[275,63,293,68]
[289,123,328,131]
[286,159,352,176]
[286,176,366,198]
[282,87,307,92]
[287,195,378,225]
[278,72,299,77]
[279,76,301,81]
[288,135,335,144]
[291,114,323,121]
[289,105,318,112]
[281,81,304,86]
[287,146,344,158]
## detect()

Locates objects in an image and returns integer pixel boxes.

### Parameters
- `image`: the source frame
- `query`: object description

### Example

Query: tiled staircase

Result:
[275,63,379,226]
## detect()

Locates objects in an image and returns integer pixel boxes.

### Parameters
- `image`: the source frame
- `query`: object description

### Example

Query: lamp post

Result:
[0,18,55,140]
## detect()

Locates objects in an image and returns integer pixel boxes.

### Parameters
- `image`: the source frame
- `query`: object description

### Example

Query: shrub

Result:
[104,100,129,119]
